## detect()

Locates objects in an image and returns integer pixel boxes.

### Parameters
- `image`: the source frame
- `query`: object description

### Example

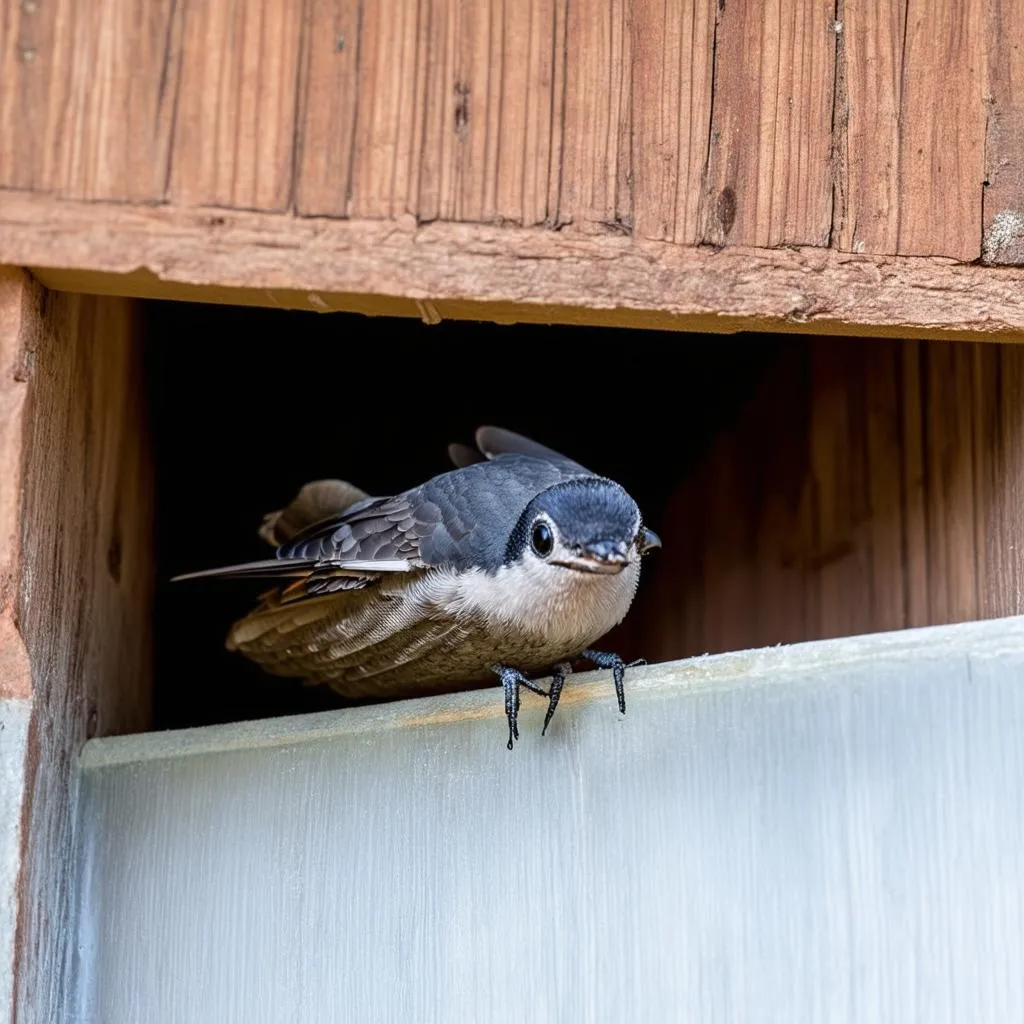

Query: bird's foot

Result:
[542,662,574,736]
[491,665,548,750]
[580,649,645,716]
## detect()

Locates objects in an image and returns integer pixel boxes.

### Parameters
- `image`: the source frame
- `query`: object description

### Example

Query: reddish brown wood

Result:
[0,0,179,199]
[633,338,1024,661]
[0,270,34,700]
[983,0,1024,264]
[833,0,905,253]
[3,192,1024,340]
[552,0,632,231]
[1,0,1021,264]
[168,0,304,209]
[699,0,837,247]
[630,0,715,244]
[896,0,987,259]
[0,277,154,1022]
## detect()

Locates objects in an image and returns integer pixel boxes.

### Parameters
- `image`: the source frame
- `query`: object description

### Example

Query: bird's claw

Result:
[581,648,640,716]
[493,652,643,747]
[542,662,574,736]
[492,664,545,750]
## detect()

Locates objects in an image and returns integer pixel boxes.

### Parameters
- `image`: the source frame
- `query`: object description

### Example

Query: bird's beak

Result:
[558,538,631,574]
[638,526,662,556]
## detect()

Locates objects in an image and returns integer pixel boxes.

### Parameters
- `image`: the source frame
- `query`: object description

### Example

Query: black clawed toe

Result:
[492,664,545,749]
[542,662,574,736]
[580,649,641,716]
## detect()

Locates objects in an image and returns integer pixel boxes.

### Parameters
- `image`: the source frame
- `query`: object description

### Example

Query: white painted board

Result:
[75,618,1024,1023]
[1,698,30,1019]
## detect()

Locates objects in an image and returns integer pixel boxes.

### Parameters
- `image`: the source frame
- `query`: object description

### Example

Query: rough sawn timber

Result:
[2,193,1024,341]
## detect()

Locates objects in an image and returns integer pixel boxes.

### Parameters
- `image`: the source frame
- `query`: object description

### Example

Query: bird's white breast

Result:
[422,557,641,653]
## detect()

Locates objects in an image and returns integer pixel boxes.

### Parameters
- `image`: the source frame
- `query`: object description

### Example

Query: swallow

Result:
[173,427,661,748]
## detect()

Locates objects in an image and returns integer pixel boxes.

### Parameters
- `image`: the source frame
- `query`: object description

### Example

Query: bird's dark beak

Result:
[575,538,630,572]
[638,526,662,555]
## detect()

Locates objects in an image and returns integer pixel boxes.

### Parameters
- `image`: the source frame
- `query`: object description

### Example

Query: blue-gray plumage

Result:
[173,427,661,748]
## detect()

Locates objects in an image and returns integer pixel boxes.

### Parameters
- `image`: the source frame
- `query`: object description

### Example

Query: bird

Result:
[173,426,661,749]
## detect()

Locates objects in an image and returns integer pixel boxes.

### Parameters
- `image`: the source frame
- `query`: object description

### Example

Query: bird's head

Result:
[505,478,661,576]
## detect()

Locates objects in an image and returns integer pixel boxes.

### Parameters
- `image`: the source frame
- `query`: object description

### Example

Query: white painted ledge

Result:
[75,617,1024,1022]
[0,698,30,1019]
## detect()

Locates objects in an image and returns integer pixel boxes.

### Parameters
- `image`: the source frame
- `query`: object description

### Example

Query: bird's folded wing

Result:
[170,557,412,583]
[173,491,436,601]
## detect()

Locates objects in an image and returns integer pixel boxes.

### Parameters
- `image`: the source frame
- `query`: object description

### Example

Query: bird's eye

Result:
[531,520,554,557]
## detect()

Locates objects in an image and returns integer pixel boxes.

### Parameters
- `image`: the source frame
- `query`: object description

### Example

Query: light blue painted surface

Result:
[1,698,31,1019]
[76,618,1024,1023]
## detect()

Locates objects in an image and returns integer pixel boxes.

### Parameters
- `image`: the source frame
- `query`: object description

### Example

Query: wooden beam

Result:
[2,0,1021,262]
[3,191,1024,340]
[0,273,154,1023]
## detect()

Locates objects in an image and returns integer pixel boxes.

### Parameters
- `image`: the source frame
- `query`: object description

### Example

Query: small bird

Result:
[173,427,661,748]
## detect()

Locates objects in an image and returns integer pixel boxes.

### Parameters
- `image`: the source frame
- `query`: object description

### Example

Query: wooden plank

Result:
[0,276,29,1022]
[0,0,179,199]
[340,0,426,220]
[168,0,304,210]
[633,338,1024,661]
[983,0,1024,264]
[554,0,631,231]
[895,0,986,259]
[3,283,154,1023]
[294,0,366,216]
[4,192,1024,340]
[630,0,715,243]
[300,0,564,224]
[699,0,836,247]
[833,0,905,253]
[0,0,1003,253]
[0,270,34,700]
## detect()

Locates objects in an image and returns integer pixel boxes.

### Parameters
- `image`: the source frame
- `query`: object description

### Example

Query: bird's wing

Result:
[258,479,371,546]
[447,442,487,468]
[172,490,443,601]
[473,426,593,474]
[446,426,593,475]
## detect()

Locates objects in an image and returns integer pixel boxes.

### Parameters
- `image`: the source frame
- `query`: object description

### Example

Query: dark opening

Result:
[148,301,780,730]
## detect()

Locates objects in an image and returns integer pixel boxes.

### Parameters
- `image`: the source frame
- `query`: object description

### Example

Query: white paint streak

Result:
[983,210,1024,263]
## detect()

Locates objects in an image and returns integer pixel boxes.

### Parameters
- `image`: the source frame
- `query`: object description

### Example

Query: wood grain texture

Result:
[630,0,715,243]
[832,0,905,253]
[983,0,1024,264]
[0,270,34,700]
[168,0,304,209]
[895,0,986,259]
[295,0,374,217]
[4,192,1024,340]
[634,338,1024,661]
[699,0,837,247]
[299,0,566,224]
[555,0,631,231]
[0,0,180,199]
[0,0,1017,260]
[9,289,154,1023]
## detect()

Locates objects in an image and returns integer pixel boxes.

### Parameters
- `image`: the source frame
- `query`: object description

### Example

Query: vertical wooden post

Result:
[0,269,154,1023]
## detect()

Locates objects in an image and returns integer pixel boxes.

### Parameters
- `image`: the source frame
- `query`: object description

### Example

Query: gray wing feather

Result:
[176,426,594,596]
[258,479,371,546]
[447,442,486,468]
[474,426,593,474]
